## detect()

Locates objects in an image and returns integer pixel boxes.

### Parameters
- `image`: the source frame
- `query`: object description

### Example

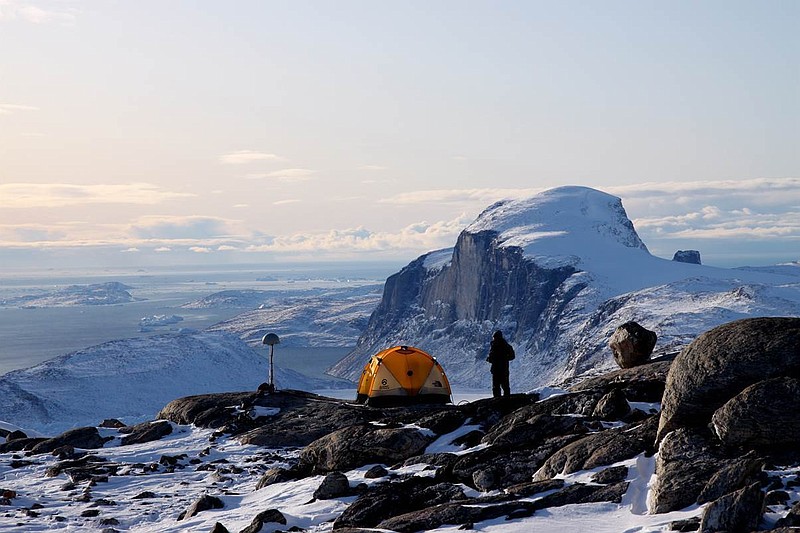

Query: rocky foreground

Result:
[2,317,800,532]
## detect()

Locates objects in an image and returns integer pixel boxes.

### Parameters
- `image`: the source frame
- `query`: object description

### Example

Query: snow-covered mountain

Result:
[0,331,345,435]
[329,186,800,388]
[205,285,383,348]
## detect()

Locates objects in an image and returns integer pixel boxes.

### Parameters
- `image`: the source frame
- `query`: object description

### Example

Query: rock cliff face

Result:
[329,186,800,389]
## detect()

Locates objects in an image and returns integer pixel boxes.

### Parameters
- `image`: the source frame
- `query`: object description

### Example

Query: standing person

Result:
[486,330,515,398]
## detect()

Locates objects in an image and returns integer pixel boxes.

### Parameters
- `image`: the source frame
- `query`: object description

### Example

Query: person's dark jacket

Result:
[487,337,515,374]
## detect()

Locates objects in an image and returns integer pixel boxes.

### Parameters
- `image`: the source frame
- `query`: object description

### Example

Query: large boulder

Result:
[533,416,657,481]
[699,482,764,533]
[608,321,658,368]
[177,494,224,520]
[314,472,351,500]
[239,509,287,533]
[29,427,108,455]
[648,428,723,514]
[300,424,433,473]
[696,452,764,504]
[657,317,800,442]
[711,377,800,449]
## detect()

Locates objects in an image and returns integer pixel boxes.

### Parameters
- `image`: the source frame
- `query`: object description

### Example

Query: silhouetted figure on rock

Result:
[486,330,515,398]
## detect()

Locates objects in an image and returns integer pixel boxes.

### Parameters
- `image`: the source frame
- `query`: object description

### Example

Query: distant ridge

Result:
[0,330,346,435]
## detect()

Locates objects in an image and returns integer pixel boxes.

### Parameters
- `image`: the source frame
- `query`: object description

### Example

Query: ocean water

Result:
[0,262,398,377]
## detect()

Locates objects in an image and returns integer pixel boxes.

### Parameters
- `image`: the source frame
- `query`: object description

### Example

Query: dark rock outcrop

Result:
[255,467,300,490]
[158,392,257,428]
[239,509,287,533]
[649,428,724,514]
[300,424,433,473]
[711,376,800,449]
[313,472,351,500]
[658,317,800,442]
[672,250,701,265]
[533,416,657,481]
[591,388,631,420]
[333,477,466,530]
[569,354,675,402]
[30,427,108,455]
[119,420,173,446]
[696,452,764,505]
[375,481,629,532]
[178,494,224,520]
[699,482,763,533]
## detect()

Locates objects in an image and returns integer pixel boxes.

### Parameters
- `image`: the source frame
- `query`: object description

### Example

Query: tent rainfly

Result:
[355,345,452,406]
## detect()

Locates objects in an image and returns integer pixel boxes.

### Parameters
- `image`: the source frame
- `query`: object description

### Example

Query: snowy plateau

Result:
[2,185,800,532]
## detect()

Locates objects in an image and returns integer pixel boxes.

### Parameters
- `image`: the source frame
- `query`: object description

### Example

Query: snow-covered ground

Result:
[4,415,771,533]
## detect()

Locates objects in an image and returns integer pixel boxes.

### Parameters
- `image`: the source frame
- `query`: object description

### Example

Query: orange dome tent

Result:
[355,345,452,406]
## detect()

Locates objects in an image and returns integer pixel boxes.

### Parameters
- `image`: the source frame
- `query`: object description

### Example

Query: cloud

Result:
[273,199,301,205]
[605,178,800,210]
[245,214,471,255]
[382,188,543,206]
[0,223,66,243]
[217,245,238,251]
[219,151,284,164]
[189,246,212,253]
[247,168,315,183]
[604,178,800,244]
[154,247,171,253]
[0,183,194,209]
[121,247,140,253]
[0,1,77,24]
[130,215,236,240]
[0,103,39,115]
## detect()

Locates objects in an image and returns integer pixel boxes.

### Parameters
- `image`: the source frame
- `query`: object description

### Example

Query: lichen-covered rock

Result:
[591,465,628,485]
[450,436,578,490]
[658,317,800,442]
[333,477,465,530]
[533,416,657,481]
[481,413,588,450]
[711,377,800,448]
[648,428,723,514]
[300,424,433,473]
[696,452,764,504]
[608,321,657,368]
[700,482,763,533]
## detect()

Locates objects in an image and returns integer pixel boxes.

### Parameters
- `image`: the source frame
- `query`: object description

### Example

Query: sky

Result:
[1,0,798,269]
